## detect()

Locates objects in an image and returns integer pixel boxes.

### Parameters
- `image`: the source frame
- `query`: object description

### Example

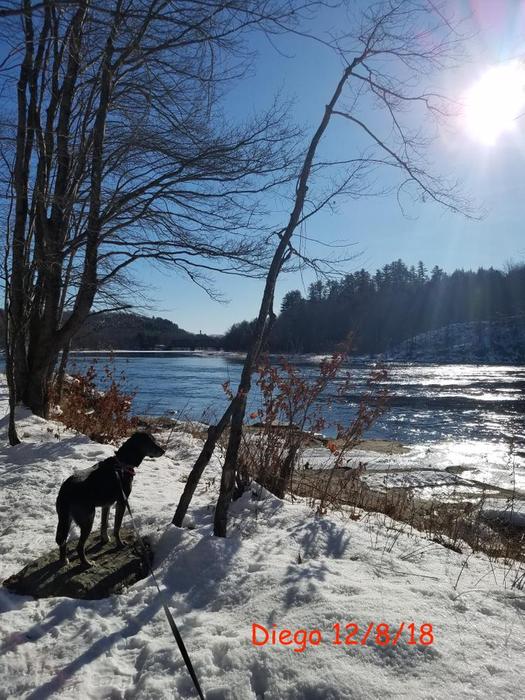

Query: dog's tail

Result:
[55,487,71,546]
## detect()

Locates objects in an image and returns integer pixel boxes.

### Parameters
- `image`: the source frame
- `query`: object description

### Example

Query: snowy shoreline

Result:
[139,415,525,507]
[0,380,524,698]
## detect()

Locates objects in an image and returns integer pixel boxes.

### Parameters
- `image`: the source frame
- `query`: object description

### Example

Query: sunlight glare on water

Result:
[69,353,524,491]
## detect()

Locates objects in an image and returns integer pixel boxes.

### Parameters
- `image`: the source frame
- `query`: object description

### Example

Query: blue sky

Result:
[3,1,524,335]
[142,0,525,334]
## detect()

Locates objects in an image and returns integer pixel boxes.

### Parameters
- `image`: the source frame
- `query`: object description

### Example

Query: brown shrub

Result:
[234,353,388,501]
[52,362,138,443]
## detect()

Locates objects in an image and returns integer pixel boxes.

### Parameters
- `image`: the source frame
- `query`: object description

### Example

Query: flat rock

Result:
[2,528,152,600]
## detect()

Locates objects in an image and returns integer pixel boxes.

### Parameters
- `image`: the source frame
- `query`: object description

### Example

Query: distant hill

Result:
[384,318,525,364]
[71,312,220,350]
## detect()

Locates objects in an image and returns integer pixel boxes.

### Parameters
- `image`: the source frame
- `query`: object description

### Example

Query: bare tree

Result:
[0,0,329,425]
[173,0,472,536]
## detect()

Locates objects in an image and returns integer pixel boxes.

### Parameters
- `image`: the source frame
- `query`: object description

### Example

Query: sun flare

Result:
[463,61,525,145]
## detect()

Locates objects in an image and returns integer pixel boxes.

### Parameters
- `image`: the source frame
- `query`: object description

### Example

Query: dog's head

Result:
[117,431,165,466]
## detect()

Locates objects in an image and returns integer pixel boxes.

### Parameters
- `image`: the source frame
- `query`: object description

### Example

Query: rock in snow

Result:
[3,529,152,600]
[0,378,523,699]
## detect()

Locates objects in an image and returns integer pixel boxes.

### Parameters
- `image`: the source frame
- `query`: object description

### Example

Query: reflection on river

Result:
[68,352,525,491]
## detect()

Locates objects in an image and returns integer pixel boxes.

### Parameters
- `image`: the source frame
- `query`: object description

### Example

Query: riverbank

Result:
[138,413,525,497]
[135,415,525,564]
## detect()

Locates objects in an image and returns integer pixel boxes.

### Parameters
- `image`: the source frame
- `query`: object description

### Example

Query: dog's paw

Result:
[59,557,70,568]
[100,533,110,545]
[81,559,96,568]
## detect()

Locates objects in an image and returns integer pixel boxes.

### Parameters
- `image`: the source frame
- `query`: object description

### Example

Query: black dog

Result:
[55,432,165,567]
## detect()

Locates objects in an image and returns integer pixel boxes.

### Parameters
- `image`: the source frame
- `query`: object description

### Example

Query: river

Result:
[68,352,525,492]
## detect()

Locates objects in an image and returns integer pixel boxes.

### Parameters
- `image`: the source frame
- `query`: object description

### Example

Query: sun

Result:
[463,61,525,145]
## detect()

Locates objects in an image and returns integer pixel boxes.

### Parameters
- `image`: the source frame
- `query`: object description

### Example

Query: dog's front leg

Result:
[100,505,110,544]
[114,501,127,548]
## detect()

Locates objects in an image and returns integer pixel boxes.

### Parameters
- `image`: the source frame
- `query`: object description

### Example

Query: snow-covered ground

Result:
[0,380,524,699]
[383,319,525,364]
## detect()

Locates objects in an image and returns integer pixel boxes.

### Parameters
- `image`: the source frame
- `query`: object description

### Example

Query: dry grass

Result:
[293,466,525,574]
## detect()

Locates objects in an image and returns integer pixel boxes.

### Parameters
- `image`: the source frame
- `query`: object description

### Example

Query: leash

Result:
[114,468,206,700]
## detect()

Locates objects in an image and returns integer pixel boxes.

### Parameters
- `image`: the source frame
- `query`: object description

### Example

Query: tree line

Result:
[222,261,525,354]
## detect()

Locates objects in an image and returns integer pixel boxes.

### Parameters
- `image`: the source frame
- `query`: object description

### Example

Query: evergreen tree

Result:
[222,261,525,353]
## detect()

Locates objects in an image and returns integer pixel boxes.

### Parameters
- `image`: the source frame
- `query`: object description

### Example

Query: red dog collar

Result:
[114,458,136,478]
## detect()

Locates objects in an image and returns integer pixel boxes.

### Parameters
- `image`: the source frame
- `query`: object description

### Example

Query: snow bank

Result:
[0,380,524,699]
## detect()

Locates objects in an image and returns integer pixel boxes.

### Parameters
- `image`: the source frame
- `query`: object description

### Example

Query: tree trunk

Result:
[213,394,249,535]
[23,359,52,418]
[172,305,278,528]
[55,339,72,403]
[8,0,34,429]
[213,63,358,537]
[5,335,21,446]
[12,335,29,404]
[213,291,278,537]
[172,404,234,526]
